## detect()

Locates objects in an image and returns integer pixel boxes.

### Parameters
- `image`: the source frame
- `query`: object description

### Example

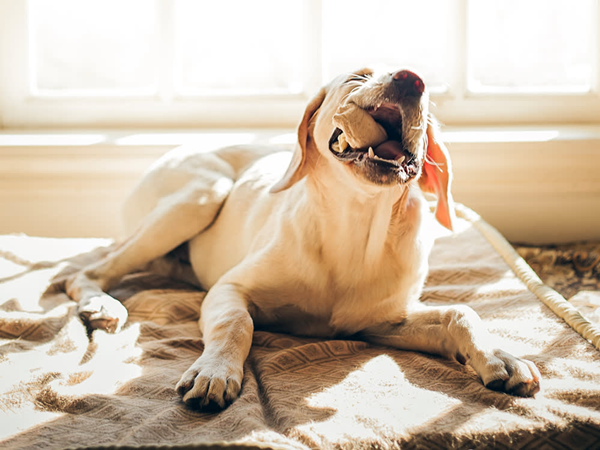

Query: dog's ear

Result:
[270,88,326,193]
[418,119,456,231]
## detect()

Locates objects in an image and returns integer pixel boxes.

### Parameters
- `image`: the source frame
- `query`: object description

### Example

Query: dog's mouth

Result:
[328,102,420,182]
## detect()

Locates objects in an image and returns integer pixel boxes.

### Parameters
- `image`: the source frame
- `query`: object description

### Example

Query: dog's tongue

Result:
[373,140,406,160]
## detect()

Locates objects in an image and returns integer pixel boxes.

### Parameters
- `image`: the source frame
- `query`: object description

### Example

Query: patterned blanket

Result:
[1,207,600,449]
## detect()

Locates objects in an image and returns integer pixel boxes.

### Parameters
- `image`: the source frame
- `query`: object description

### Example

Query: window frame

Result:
[1,0,599,129]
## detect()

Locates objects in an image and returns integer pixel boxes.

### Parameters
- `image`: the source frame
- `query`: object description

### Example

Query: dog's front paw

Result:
[475,349,541,397]
[176,357,242,409]
[78,294,128,333]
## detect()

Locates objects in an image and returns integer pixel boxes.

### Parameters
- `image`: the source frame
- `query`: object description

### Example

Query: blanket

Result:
[1,206,600,450]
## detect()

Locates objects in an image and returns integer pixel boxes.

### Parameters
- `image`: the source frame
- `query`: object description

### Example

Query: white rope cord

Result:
[455,203,600,352]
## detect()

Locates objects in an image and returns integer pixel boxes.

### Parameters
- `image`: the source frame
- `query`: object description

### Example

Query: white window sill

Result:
[1,126,599,244]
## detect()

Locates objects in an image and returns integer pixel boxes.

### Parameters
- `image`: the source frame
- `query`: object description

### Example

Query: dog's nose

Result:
[392,70,425,97]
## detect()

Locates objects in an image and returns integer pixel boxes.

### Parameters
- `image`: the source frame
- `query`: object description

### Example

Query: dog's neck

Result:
[303,162,423,268]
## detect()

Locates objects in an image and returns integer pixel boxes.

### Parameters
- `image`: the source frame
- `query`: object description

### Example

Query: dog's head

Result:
[271,68,455,231]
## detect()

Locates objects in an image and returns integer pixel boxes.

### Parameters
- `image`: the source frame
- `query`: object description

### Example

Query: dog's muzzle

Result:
[328,70,428,185]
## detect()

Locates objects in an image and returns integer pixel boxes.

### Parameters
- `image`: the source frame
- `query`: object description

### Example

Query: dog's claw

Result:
[176,380,193,397]
[86,316,120,333]
[176,358,242,409]
[478,349,541,397]
[486,377,540,397]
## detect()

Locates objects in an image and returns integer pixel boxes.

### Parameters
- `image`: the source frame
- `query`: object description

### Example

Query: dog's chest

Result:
[249,278,418,338]
[246,194,433,336]
[249,242,427,337]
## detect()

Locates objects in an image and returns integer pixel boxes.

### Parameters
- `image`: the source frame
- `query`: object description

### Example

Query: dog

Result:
[66,68,541,408]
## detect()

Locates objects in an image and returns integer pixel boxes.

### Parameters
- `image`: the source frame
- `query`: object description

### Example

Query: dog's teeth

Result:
[332,141,341,153]
[338,133,349,152]
[396,155,405,164]
[368,147,375,158]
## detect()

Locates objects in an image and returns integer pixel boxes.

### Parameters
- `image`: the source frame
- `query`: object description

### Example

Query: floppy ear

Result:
[418,119,456,231]
[270,88,326,193]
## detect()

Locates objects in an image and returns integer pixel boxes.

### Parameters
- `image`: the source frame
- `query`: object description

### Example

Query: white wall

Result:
[1,127,599,244]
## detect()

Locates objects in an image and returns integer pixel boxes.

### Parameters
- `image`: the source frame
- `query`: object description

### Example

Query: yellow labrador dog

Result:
[66,68,540,408]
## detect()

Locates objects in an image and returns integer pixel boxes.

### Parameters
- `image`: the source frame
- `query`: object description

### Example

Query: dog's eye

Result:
[346,75,369,84]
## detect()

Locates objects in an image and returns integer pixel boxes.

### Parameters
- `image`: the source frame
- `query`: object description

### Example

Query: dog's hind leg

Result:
[66,175,234,332]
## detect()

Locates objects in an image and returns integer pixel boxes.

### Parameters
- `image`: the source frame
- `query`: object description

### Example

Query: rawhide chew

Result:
[331,133,349,153]
[332,101,387,150]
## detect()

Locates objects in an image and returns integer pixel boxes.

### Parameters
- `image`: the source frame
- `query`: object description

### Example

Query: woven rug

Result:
[1,205,600,450]
[516,242,600,326]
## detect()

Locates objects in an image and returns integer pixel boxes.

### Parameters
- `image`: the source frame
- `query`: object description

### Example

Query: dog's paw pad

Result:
[509,380,541,397]
[485,378,507,392]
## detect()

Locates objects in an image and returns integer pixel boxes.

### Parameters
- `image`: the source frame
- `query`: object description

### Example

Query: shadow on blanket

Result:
[1,224,600,450]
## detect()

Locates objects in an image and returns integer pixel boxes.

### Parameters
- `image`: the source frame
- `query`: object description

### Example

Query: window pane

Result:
[29,0,159,94]
[468,0,594,93]
[322,0,453,92]
[175,0,304,95]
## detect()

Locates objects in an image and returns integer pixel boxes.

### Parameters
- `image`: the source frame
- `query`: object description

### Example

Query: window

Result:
[0,0,599,128]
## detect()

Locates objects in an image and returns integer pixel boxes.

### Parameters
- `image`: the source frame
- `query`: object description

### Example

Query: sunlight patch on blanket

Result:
[300,355,460,441]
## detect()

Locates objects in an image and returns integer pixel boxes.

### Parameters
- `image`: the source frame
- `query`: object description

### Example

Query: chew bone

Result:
[332,101,388,150]
[338,133,349,152]
[332,133,349,153]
